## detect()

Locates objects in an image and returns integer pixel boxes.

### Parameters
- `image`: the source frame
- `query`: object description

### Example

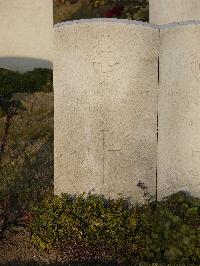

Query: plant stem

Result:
[0,197,9,239]
[0,115,12,239]
[0,114,11,162]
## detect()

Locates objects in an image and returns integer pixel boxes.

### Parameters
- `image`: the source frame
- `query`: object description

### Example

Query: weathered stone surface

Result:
[158,22,200,199]
[54,19,159,203]
[150,0,200,25]
[0,0,53,72]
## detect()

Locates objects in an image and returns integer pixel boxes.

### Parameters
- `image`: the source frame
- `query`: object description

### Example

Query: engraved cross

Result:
[96,129,122,184]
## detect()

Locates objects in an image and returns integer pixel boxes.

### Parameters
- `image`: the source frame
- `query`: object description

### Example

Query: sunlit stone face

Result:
[54,19,159,203]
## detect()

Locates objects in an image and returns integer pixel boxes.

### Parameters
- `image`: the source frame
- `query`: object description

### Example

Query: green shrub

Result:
[29,193,152,263]
[149,192,200,264]
[29,191,200,264]
[0,68,53,98]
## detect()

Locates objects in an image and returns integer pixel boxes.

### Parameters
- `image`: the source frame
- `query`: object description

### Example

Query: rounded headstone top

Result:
[159,20,200,29]
[54,18,159,30]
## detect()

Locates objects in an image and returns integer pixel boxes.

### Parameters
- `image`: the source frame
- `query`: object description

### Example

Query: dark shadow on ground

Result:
[3,262,118,266]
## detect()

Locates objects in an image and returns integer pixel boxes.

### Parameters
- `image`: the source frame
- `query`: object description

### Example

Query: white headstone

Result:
[158,22,200,199]
[54,19,159,203]
[0,0,53,72]
[149,0,200,25]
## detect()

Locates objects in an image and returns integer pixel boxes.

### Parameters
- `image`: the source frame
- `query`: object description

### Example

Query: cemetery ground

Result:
[0,68,200,265]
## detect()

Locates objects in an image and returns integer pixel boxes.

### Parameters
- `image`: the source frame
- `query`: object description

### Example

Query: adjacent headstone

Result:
[149,0,200,25]
[158,22,200,199]
[0,0,53,72]
[54,19,159,203]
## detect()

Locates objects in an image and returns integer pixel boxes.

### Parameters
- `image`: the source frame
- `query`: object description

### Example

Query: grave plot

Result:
[54,19,159,203]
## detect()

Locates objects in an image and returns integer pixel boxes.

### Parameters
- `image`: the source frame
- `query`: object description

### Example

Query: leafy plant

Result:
[29,193,152,263]
[53,0,149,23]
[29,191,200,264]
